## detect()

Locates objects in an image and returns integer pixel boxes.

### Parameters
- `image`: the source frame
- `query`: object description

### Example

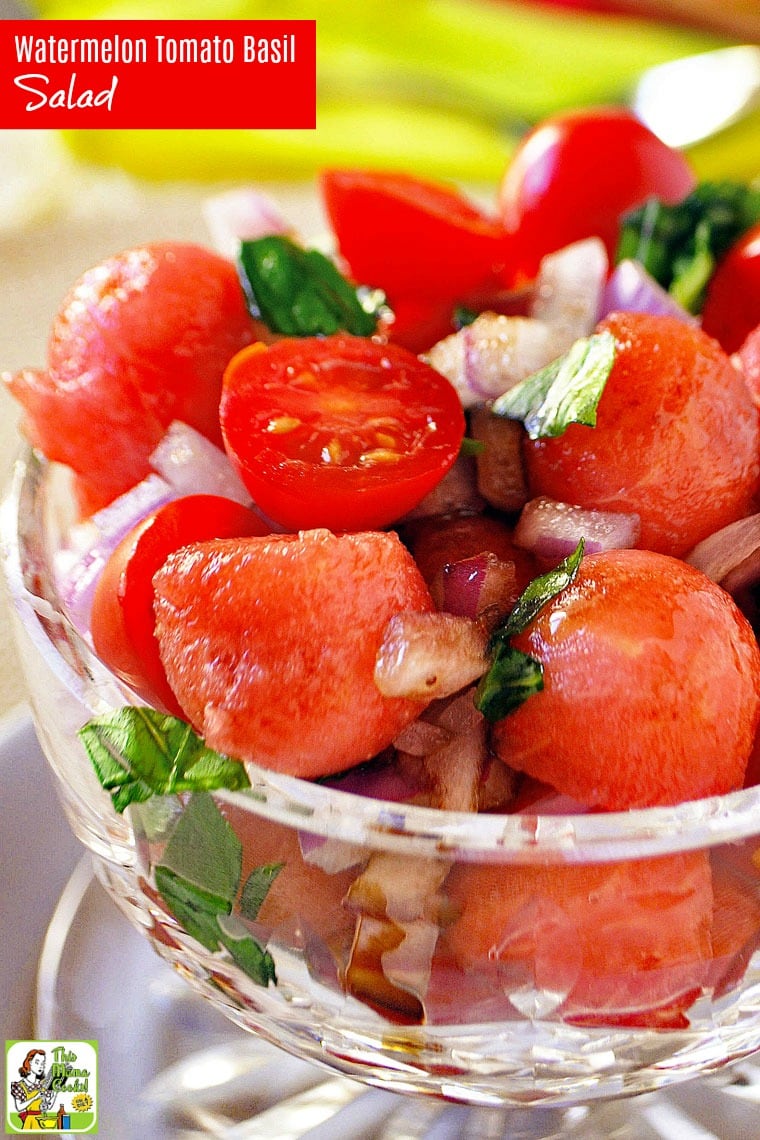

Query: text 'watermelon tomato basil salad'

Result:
[7,105,760,1027]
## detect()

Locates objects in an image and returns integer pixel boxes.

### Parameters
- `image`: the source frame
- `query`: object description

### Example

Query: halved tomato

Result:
[220,336,465,532]
[90,494,267,713]
[320,169,512,298]
[701,222,760,354]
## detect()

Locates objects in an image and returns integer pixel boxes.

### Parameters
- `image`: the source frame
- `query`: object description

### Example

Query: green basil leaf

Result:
[617,181,760,313]
[217,914,277,986]
[475,645,544,722]
[154,795,280,985]
[79,707,250,812]
[475,540,584,721]
[239,863,284,922]
[494,538,585,643]
[157,792,242,913]
[154,866,230,952]
[238,235,383,337]
[459,436,486,457]
[491,332,615,439]
[453,305,479,329]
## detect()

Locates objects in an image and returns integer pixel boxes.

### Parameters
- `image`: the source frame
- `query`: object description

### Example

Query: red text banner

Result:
[0,20,316,128]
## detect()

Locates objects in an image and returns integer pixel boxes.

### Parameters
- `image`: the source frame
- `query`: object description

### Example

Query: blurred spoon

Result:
[632,44,760,149]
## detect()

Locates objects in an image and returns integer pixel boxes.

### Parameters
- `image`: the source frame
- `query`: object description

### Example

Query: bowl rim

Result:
[5,447,760,863]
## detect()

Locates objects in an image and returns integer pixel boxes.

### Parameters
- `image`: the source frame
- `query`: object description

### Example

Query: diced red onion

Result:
[150,421,251,505]
[417,690,487,812]
[438,552,490,618]
[514,497,641,563]
[686,513,760,596]
[530,238,608,341]
[322,758,425,803]
[53,473,176,638]
[427,314,562,409]
[201,187,290,260]
[433,551,517,621]
[346,853,449,924]
[374,611,489,700]
[392,720,452,757]
[297,831,366,873]
[600,260,698,324]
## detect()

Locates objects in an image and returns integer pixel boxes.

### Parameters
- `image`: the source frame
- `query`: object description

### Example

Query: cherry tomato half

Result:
[701,223,760,354]
[320,169,512,299]
[220,336,466,532]
[498,107,696,281]
[90,494,267,713]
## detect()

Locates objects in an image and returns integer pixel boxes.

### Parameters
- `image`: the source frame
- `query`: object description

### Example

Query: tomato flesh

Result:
[443,851,714,1027]
[524,312,760,557]
[498,107,696,281]
[152,529,434,778]
[320,169,512,299]
[221,336,465,532]
[90,494,267,714]
[492,548,760,809]
[5,242,258,512]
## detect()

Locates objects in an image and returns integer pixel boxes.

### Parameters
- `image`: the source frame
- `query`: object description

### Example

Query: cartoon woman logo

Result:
[9,1049,56,1130]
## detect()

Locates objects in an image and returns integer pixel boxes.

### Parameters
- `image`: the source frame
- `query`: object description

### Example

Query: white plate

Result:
[6,710,760,1138]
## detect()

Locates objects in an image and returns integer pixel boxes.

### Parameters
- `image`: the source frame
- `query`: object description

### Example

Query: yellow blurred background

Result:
[9,0,760,184]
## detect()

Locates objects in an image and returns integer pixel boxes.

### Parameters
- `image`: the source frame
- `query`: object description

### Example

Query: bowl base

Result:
[35,855,760,1139]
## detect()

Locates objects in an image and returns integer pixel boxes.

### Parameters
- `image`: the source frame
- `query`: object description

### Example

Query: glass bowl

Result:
[5,447,760,1113]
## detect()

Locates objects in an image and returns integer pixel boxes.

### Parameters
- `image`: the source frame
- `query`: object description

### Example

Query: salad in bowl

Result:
[4,106,760,1109]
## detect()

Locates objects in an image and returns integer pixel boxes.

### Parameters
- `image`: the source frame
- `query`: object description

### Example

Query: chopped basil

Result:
[454,305,479,329]
[237,235,384,337]
[475,646,544,722]
[475,540,584,722]
[155,793,278,987]
[79,707,250,813]
[616,181,760,313]
[459,436,486,457]
[217,914,277,985]
[82,706,250,816]
[239,863,284,921]
[491,332,615,440]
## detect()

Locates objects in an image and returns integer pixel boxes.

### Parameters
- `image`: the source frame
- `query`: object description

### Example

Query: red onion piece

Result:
[322,757,425,803]
[392,720,452,757]
[201,187,290,260]
[53,473,175,638]
[600,260,697,324]
[530,238,608,342]
[433,551,518,622]
[150,421,251,505]
[374,611,489,701]
[417,690,487,813]
[427,314,563,409]
[686,513,760,599]
[514,497,641,563]
[439,552,490,617]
